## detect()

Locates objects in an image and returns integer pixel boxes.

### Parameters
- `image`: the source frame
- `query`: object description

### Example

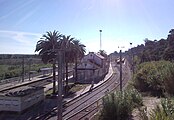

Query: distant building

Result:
[76,52,109,83]
[40,67,53,76]
[0,86,44,112]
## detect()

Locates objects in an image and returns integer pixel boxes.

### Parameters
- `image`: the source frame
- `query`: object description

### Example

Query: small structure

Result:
[0,86,44,112]
[40,67,53,76]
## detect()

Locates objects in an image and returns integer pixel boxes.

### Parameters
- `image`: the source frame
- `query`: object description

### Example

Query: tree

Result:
[35,30,62,94]
[58,36,86,94]
[59,35,75,94]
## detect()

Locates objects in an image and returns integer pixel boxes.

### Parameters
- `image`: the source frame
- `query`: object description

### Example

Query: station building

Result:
[76,52,109,83]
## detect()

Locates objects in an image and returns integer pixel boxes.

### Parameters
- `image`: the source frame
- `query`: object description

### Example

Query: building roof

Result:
[0,86,44,97]
[40,68,52,71]
[95,53,105,59]
[77,59,101,70]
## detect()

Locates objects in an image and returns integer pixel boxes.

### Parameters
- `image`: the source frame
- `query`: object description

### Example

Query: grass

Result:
[45,88,53,96]
[45,83,90,97]
[0,63,52,80]
[69,84,90,93]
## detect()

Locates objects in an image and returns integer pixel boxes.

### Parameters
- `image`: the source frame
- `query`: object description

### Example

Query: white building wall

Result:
[0,88,44,112]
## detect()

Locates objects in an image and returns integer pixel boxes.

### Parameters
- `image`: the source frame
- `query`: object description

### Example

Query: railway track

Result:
[33,71,117,119]
[34,61,131,120]
[0,61,131,120]
[63,64,130,120]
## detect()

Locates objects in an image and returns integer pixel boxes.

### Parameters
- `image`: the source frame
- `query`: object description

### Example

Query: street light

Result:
[99,30,102,50]
[130,43,134,74]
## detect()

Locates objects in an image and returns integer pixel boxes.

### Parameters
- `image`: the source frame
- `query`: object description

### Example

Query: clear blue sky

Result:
[0,0,174,54]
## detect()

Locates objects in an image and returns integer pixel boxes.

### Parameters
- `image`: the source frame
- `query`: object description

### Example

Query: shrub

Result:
[133,61,174,96]
[161,98,174,117]
[139,98,174,120]
[161,63,174,95]
[99,89,142,120]
[149,105,170,120]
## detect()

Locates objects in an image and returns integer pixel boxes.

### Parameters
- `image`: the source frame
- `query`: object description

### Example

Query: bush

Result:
[161,98,174,117]
[133,61,174,96]
[99,89,142,120]
[161,63,174,95]
[149,98,174,120]
[149,105,170,120]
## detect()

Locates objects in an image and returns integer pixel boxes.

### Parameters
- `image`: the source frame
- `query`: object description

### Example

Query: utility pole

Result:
[57,50,64,120]
[99,30,102,50]
[28,59,31,81]
[22,56,24,82]
[119,49,122,92]
[53,46,56,95]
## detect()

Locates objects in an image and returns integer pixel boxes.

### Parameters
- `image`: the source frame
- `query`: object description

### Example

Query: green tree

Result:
[59,35,75,94]
[35,30,62,94]
[59,36,86,94]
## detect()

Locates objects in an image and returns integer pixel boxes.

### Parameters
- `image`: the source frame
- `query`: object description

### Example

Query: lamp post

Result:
[99,30,102,50]
[130,43,134,75]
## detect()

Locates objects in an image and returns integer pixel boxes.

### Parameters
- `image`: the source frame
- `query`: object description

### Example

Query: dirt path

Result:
[132,97,161,120]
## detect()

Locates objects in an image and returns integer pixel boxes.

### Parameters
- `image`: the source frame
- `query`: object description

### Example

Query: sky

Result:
[0,0,174,54]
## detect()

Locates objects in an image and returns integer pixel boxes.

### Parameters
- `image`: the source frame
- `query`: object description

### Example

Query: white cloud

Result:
[0,30,41,54]
[0,30,41,44]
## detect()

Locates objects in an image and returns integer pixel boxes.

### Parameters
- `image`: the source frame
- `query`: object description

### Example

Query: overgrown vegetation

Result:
[0,60,52,80]
[108,28,174,120]
[99,88,142,120]
[133,61,174,97]
[124,29,174,64]
[139,98,174,120]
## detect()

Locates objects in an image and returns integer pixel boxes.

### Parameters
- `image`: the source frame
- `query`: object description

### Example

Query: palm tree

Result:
[35,30,62,94]
[72,39,86,83]
[59,35,75,94]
